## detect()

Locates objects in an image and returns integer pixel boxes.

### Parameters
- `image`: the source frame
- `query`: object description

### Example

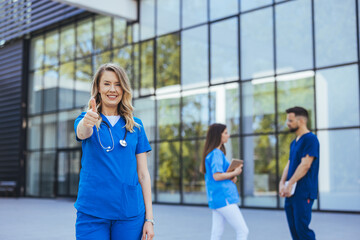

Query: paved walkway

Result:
[0,198,359,240]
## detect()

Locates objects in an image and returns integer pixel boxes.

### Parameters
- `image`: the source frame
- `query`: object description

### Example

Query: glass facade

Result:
[26,1,360,212]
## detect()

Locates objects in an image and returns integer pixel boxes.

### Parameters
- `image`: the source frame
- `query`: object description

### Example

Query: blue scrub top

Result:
[74,112,152,220]
[287,132,320,199]
[204,149,240,209]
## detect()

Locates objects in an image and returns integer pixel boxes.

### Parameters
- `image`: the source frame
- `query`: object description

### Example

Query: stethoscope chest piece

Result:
[119,139,127,147]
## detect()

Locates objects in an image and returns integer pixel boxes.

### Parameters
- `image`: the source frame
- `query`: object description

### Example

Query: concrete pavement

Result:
[0,198,359,240]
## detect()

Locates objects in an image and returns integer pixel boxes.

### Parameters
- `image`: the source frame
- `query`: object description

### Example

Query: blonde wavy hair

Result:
[88,63,138,132]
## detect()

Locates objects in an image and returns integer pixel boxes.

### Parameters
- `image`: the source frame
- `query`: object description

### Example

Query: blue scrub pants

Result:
[76,211,144,240]
[285,197,315,240]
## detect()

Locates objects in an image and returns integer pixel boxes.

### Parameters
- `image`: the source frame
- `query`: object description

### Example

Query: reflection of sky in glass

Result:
[276,0,313,74]
[241,0,272,12]
[157,0,180,35]
[316,65,359,128]
[209,0,238,21]
[140,0,155,40]
[182,0,207,28]
[315,0,357,67]
[211,18,238,84]
[241,8,274,80]
[181,26,208,89]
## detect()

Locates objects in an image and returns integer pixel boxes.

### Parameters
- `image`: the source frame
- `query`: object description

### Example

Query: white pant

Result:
[211,204,249,240]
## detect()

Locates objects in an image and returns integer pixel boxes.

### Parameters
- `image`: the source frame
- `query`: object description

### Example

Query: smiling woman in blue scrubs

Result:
[74,63,154,240]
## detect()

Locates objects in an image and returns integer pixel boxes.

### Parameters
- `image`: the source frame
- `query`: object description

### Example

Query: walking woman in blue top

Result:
[74,63,154,240]
[200,123,249,240]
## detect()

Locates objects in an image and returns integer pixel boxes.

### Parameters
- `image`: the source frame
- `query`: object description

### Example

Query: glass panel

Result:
[43,114,56,149]
[69,151,81,196]
[156,34,180,93]
[277,71,315,131]
[318,129,360,211]
[241,8,274,80]
[133,97,156,141]
[140,40,154,95]
[26,152,41,196]
[41,151,56,197]
[182,90,209,139]
[157,141,180,203]
[157,94,181,140]
[181,26,208,89]
[210,83,240,135]
[60,24,75,62]
[113,46,134,89]
[225,137,242,199]
[94,51,111,72]
[133,43,140,98]
[243,135,277,207]
[127,24,133,44]
[94,16,112,53]
[278,133,297,208]
[43,67,58,112]
[140,0,155,40]
[28,70,43,114]
[157,0,180,35]
[209,0,238,21]
[146,149,155,201]
[76,19,93,58]
[276,0,313,74]
[316,65,360,129]
[210,18,238,84]
[182,0,207,28]
[133,23,140,43]
[315,0,357,67]
[27,116,41,150]
[59,62,75,110]
[58,110,81,148]
[242,78,275,134]
[44,30,59,67]
[57,152,68,195]
[75,57,92,108]
[182,139,207,204]
[113,18,127,47]
[30,36,43,70]
[241,0,272,12]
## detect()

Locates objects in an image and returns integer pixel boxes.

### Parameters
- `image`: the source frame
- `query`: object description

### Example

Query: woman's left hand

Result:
[142,222,154,240]
[231,176,238,184]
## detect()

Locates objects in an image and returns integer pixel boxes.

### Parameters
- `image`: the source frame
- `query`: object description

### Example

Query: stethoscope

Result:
[97,121,128,152]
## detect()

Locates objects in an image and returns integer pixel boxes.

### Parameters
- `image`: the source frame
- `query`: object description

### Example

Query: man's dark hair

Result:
[286,106,309,119]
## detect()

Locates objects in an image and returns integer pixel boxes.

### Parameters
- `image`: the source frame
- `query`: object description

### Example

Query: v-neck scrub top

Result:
[287,132,319,199]
[204,149,240,209]
[74,112,152,220]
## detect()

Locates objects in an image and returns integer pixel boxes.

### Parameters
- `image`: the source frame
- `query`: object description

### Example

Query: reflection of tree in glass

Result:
[253,135,276,192]
[158,98,180,140]
[156,34,180,89]
[45,31,59,66]
[94,16,111,52]
[277,77,314,130]
[158,142,180,191]
[248,82,275,133]
[76,58,92,82]
[76,20,93,57]
[140,40,154,92]
[182,140,205,192]
[182,94,207,138]
[113,46,134,85]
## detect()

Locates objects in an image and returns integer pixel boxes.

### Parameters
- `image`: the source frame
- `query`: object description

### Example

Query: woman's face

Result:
[220,128,229,145]
[98,70,123,110]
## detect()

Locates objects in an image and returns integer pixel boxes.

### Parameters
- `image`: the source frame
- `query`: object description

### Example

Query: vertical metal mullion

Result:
[207,0,212,126]
[73,20,78,109]
[39,33,45,197]
[237,13,244,207]
[355,0,360,129]
[272,1,281,209]
[110,17,114,61]
[154,99,158,203]
[54,27,61,197]
[311,0,320,211]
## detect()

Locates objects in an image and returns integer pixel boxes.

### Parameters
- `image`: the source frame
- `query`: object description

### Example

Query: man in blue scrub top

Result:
[279,106,320,240]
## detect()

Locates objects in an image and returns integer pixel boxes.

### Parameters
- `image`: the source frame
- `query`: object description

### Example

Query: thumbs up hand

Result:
[82,98,99,128]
